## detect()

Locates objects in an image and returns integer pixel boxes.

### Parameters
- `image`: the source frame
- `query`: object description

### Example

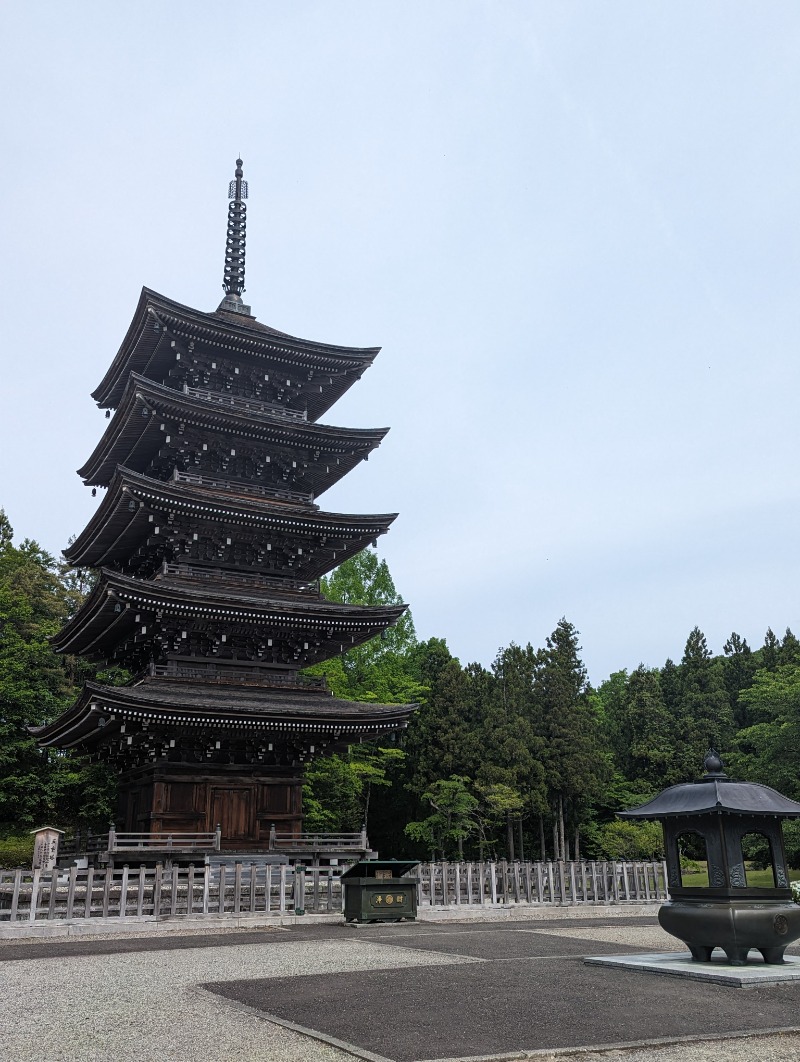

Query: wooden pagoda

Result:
[33,160,415,851]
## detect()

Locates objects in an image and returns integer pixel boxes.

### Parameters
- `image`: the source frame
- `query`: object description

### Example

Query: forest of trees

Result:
[3,505,800,865]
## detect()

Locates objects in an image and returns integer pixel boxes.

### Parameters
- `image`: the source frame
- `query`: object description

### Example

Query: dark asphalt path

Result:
[200,921,800,1061]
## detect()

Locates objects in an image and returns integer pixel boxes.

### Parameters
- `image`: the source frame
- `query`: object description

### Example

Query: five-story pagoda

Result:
[33,161,415,850]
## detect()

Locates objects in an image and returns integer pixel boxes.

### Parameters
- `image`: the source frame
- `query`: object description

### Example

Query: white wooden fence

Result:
[0,859,667,925]
[418,859,668,906]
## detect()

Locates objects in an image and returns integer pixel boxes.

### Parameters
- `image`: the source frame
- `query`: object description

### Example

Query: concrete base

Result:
[0,901,661,942]
[0,912,340,942]
[586,950,800,987]
[415,902,659,923]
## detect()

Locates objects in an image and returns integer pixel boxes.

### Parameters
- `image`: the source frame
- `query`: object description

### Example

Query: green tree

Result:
[674,627,734,778]
[538,619,609,860]
[760,627,781,672]
[723,632,756,730]
[621,665,677,788]
[404,775,479,859]
[730,664,800,800]
[0,510,115,832]
[595,820,664,860]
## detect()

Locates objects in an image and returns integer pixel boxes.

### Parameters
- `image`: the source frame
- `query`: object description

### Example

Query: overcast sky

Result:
[2,2,799,684]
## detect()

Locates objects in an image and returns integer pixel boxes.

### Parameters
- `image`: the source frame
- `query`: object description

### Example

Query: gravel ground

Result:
[0,938,468,1061]
[531,1031,800,1061]
[4,922,800,1062]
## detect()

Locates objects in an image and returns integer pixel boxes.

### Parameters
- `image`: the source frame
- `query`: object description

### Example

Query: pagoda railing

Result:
[183,383,308,421]
[147,662,328,689]
[172,469,314,505]
[268,826,370,853]
[159,562,319,594]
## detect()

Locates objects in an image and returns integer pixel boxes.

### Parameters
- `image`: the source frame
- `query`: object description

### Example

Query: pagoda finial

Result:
[218,157,252,316]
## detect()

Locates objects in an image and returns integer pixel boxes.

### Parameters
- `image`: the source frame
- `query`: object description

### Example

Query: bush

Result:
[595,820,664,861]
[0,835,34,869]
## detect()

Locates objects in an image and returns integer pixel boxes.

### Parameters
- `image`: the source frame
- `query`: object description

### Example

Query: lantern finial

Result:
[702,748,727,779]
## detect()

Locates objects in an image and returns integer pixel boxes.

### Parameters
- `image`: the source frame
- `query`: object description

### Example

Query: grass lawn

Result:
[681,863,800,889]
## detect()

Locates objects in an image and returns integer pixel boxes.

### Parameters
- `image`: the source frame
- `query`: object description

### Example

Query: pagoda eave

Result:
[50,568,408,659]
[77,374,388,493]
[92,288,381,418]
[64,467,397,575]
[32,679,417,751]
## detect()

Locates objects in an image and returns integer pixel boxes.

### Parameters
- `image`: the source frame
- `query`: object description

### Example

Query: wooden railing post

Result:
[269,824,277,851]
[153,862,163,917]
[294,866,306,915]
[108,823,116,852]
[214,824,222,852]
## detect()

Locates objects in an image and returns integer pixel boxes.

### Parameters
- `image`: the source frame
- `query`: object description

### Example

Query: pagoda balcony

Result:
[159,562,320,595]
[172,469,314,506]
[146,661,330,690]
[182,383,309,422]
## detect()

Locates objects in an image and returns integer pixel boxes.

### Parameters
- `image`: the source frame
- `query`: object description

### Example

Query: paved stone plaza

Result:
[4,916,800,1060]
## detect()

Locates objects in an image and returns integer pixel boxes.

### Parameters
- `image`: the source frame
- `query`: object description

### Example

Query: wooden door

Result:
[210,786,254,845]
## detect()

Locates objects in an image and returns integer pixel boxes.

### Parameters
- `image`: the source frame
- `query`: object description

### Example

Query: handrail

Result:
[173,469,314,505]
[160,562,320,594]
[183,384,308,421]
[269,826,369,851]
[148,663,328,689]
[107,826,222,852]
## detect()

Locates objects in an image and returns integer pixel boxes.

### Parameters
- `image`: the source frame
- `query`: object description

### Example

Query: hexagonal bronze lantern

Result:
[619,751,800,965]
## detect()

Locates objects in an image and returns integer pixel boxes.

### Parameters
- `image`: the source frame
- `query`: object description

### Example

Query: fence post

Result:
[202,864,210,914]
[101,866,112,918]
[557,861,566,904]
[9,868,22,922]
[279,864,287,914]
[84,866,95,919]
[489,862,498,904]
[153,862,163,918]
[249,863,257,913]
[214,824,222,852]
[187,864,195,916]
[218,865,227,915]
[28,868,41,922]
[233,862,242,916]
[119,866,129,918]
[137,866,146,917]
[108,823,116,853]
[294,866,306,915]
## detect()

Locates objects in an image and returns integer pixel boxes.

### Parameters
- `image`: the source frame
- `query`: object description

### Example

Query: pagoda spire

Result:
[218,158,252,316]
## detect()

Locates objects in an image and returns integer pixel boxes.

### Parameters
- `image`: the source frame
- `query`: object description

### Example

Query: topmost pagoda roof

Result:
[91,287,382,419]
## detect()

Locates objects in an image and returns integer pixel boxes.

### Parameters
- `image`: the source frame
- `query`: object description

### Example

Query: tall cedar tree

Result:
[622,665,677,788]
[674,627,734,778]
[538,619,608,859]
[722,632,756,730]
